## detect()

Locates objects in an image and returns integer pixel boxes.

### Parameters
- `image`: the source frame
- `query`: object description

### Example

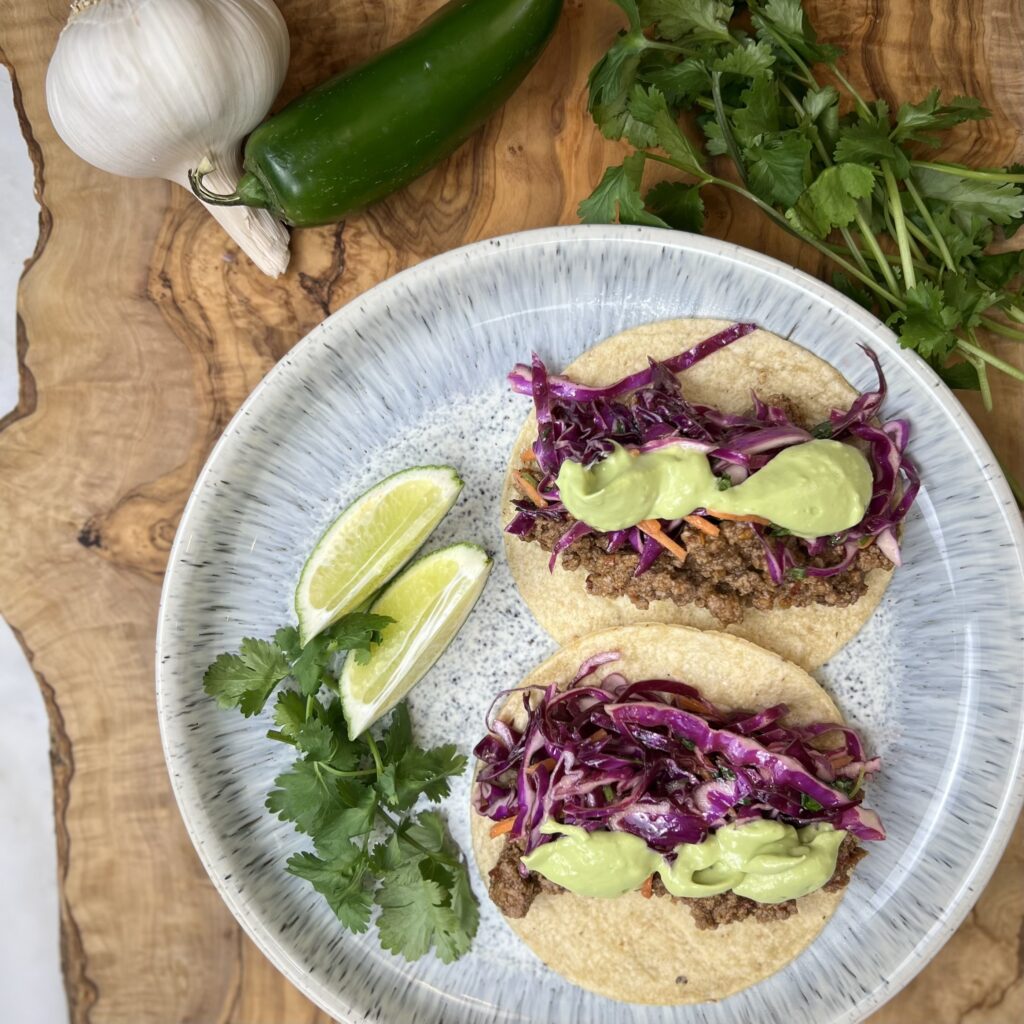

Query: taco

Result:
[470,624,884,1004]
[502,318,918,670]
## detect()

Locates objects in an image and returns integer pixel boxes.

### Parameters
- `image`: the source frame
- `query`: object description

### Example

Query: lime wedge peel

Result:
[295,465,463,646]
[339,543,492,738]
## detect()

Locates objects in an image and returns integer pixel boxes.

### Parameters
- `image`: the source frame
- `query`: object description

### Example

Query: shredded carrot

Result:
[703,509,772,526]
[683,514,720,538]
[512,469,548,508]
[637,519,688,562]
[640,875,654,899]
[590,728,609,742]
[489,818,515,839]
[520,447,536,462]
[526,757,556,776]
[831,754,854,769]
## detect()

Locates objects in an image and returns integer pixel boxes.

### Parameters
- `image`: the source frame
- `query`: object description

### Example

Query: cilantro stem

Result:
[904,178,957,272]
[374,805,435,859]
[366,733,385,780]
[979,315,1024,342]
[266,729,296,746]
[711,175,905,307]
[963,337,993,411]
[642,150,708,182]
[827,63,872,120]
[912,160,1024,184]
[317,763,378,778]
[881,161,917,290]
[958,337,1024,381]
[710,71,748,189]
[854,209,902,294]
[750,10,818,88]
[838,226,877,283]
[902,214,937,266]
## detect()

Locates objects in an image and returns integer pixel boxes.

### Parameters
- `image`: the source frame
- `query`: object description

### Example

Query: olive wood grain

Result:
[0,1,1019,1022]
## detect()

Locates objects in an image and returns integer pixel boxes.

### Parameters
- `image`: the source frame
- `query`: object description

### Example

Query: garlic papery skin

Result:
[46,0,292,277]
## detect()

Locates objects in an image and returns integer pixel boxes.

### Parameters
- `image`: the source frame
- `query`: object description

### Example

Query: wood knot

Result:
[77,520,103,548]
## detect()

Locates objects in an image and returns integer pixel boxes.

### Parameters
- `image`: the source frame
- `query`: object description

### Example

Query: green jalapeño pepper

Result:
[190,0,564,227]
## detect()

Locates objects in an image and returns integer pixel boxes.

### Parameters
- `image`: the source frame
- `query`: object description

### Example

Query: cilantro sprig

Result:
[583,0,1024,410]
[203,613,479,963]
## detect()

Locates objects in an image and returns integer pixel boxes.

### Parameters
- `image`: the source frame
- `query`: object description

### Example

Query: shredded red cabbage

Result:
[506,326,918,581]
[472,653,884,857]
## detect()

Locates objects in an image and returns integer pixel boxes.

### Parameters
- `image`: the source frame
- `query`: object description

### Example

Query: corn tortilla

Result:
[502,318,891,671]
[470,623,850,1005]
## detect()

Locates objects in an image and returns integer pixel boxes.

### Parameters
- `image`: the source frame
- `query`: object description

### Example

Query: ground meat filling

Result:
[487,838,562,919]
[525,517,892,625]
[488,833,866,928]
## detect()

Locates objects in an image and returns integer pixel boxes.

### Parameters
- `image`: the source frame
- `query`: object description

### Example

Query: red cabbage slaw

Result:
[473,652,885,857]
[506,323,920,581]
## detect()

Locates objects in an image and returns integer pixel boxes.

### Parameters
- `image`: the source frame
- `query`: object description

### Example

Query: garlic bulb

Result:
[46,0,291,277]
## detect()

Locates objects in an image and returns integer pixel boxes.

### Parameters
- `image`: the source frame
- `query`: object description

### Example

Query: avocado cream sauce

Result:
[554,440,873,538]
[520,819,847,904]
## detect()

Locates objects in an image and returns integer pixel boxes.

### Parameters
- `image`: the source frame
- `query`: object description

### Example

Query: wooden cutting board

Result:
[0,2,1021,1021]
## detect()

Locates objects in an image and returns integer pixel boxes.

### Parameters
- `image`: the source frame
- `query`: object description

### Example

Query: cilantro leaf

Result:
[629,85,707,172]
[266,759,343,836]
[712,39,775,78]
[912,167,1024,227]
[376,865,474,964]
[203,638,290,717]
[731,75,780,147]
[587,5,649,139]
[639,0,732,43]
[578,152,669,227]
[272,689,309,739]
[287,848,374,933]
[746,131,812,207]
[378,744,467,811]
[755,0,842,65]
[289,632,335,696]
[380,702,413,763]
[786,162,875,238]
[892,89,989,146]
[313,781,378,856]
[325,612,393,668]
[937,360,981,391]
[273,625,302,663]
[801,84,840,151]
[645,180,706,231]
[972,250,1024,289]
[642,58,709,106]
[293,717,338,762]
[889,282,961,360]
[834,119,910,178]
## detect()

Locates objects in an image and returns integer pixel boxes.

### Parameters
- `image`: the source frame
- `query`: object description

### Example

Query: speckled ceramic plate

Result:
[156,226,1024,1024]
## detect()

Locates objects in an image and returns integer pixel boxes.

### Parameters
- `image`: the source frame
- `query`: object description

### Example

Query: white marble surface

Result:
[0,67,69,1024]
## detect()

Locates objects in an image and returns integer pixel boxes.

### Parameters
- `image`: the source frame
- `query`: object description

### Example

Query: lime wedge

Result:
[339,543,492,738]
[296,465,463,645]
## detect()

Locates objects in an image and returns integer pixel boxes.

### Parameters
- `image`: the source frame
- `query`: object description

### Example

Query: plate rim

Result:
[155,223,1024,1024]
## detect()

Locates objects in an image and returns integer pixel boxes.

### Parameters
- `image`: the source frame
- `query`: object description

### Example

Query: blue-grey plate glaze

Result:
[156,226,1024,1024]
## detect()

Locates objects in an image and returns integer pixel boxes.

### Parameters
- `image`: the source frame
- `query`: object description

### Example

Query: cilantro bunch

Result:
[203,614,479,963]
[582,0,1024,407]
